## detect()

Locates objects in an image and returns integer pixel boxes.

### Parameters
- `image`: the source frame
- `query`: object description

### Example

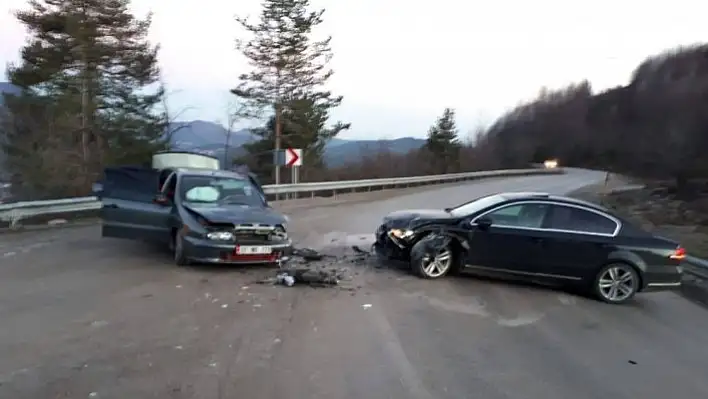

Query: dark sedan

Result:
[100,166,292,266]
[373,192,685,304]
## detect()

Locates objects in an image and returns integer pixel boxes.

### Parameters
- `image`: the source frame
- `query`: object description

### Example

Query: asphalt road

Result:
[2,169,708,399]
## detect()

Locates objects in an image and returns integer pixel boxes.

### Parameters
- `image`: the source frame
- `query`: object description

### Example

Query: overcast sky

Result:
[1,0,704,140]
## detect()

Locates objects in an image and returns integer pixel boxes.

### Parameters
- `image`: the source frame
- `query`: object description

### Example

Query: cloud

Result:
[1,0,706,139]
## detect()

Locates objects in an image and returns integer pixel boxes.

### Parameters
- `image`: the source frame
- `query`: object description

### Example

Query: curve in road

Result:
[1,169,707,399]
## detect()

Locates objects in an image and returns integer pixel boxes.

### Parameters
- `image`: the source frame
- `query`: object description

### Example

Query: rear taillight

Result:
[670,246,686,260]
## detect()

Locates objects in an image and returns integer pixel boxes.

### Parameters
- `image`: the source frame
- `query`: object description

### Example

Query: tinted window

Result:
[102,167,160,202]
[547,205,617,235]
[482,203,550,229]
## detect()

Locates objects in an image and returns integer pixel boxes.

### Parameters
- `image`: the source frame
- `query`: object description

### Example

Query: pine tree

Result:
[1,0,166,198]
[238,95,342,182]
[425,108,461,174]
[232,0,349,183]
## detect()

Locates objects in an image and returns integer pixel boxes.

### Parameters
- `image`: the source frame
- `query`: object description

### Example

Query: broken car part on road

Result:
[257,246,370,287]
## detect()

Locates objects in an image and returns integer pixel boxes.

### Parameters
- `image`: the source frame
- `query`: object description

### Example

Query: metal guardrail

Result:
[686,256,708,279]
[0,168,562,227]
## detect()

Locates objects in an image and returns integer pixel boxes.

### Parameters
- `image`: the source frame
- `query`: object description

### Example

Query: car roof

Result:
[499,192,611,213]
[175,167,245,179]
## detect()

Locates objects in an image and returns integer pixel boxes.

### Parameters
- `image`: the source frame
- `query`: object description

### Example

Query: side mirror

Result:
[475,217,492,231]
[153,193,169,205]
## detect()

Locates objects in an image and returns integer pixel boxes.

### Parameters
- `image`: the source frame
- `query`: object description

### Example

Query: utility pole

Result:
[274,103,281,186]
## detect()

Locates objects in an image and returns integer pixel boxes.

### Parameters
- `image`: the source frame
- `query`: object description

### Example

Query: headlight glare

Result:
[389,229,414,239]
[272,225,288,240]
[207,231,234,240]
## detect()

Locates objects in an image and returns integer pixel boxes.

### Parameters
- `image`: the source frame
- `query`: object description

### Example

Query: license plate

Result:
[236,245,272,255]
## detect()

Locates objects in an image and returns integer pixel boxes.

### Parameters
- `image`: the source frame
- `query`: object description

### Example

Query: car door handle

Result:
[104,204,118,209]
[530,237,545,244]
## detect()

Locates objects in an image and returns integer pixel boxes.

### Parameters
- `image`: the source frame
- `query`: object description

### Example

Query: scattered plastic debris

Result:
[252,246,384,289]
[362,304,372,309]
[277,273,295,286]
[265,268,340,287]
[293,248,325,261]
[352,245,370,255]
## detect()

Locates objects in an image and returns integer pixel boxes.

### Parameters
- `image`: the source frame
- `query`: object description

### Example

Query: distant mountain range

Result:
[0,82,425,169]
[167,120,424,167]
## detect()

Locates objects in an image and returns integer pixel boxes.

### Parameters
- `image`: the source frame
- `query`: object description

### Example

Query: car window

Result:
[547,205,617,235]
[178,175,265,207]
[185,186,220,202]
[102,167,160,202]
[448,194,505,216]
[482,203,550,229]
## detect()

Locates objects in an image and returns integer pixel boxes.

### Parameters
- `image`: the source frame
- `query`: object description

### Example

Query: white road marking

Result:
[557,294,577,305]
[0,241,52,259]
[496,313,545,327]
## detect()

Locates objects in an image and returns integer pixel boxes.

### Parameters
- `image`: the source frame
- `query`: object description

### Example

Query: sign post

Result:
[285,148,302,200]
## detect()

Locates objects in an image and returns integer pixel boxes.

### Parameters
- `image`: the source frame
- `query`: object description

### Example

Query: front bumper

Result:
[183,235,293,264]
[374,223,411,260]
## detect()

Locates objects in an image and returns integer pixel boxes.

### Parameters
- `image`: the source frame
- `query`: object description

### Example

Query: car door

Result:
[540,204,618,279]
[101,166,172,243]
[465,201,551,275]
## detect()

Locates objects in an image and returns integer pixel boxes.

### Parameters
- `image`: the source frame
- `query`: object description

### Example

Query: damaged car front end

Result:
[178,216,293,266]
[373,208,464,263]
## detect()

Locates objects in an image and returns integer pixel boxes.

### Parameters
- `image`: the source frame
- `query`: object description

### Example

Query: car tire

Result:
[173,233,191,267]
[410,235,455,279]
[593,263,640,304]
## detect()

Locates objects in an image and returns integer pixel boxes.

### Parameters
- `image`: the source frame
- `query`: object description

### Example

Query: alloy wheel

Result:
[597,265,638,303]
[421,249,452,278]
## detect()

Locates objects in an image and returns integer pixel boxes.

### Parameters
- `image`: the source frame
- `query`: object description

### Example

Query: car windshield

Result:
[179,175,265,207]
[448,194,505,216]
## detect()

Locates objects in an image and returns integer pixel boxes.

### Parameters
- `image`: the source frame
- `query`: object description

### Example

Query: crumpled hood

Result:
[383,209,455,227]
[184,204,287,226]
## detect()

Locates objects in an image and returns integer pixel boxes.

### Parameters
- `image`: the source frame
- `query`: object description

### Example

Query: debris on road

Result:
[277,273,295,286]
[292,247,325,261]
[254,247,371,287]
[249,244,401,290]
[351,245,370,255]
[362,303,372,309]
[265,268,339,287]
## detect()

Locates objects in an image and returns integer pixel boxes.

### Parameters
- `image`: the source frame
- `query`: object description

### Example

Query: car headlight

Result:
[207,231,234,240]
[272,225,288,240]
[389,229,414,239]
